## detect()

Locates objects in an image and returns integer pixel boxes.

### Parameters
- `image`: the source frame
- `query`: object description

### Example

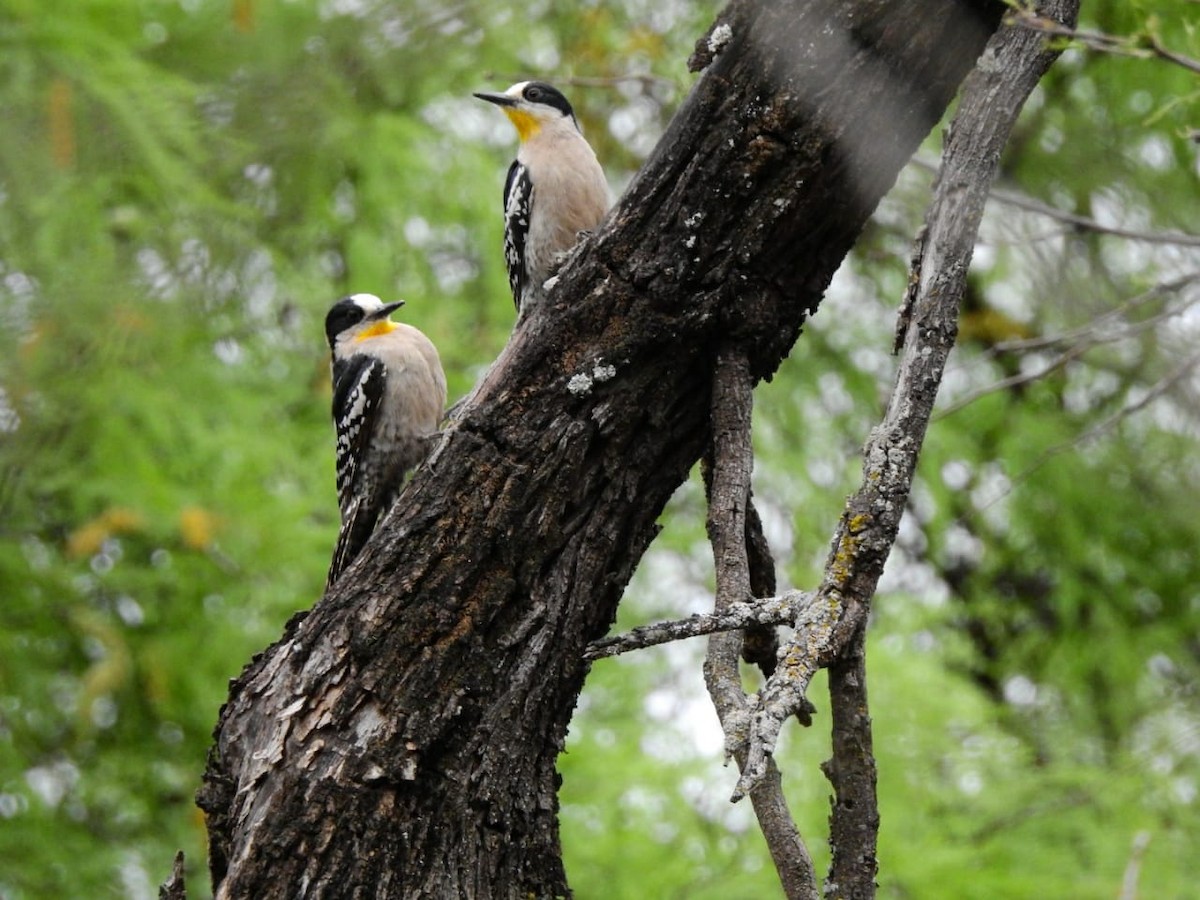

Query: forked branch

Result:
[734,0,1081,806]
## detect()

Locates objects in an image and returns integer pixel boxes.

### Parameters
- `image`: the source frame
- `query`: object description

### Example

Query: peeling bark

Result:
[199,1,1006,896]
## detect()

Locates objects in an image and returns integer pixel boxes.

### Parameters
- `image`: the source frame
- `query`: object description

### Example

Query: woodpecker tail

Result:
[325,495,382,591]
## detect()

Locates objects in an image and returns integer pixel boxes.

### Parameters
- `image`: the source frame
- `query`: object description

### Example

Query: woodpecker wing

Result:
[331,353,386,513]
[327,353,387,587]
[502,159,533,311]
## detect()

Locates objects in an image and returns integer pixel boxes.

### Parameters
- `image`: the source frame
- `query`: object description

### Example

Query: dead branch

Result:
[990,272,1200,355]
[911,156,1200,249]
[734,0,1081,805]
[1004,346,1200,482]
[704,346,817,900]
[823,621,878,897]
[583,592,810,661]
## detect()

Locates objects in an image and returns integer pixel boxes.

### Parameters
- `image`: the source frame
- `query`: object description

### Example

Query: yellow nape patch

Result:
[504,108,541,142]
[356,320,398,341]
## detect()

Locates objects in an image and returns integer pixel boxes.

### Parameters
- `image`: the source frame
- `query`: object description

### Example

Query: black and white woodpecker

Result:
[324,293,447,588]
[474,81,609,315]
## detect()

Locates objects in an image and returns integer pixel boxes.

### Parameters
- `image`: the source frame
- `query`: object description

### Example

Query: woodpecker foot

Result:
[550,229,595,277]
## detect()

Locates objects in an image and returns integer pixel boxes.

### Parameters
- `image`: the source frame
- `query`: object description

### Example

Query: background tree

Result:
[1,0,1197,897]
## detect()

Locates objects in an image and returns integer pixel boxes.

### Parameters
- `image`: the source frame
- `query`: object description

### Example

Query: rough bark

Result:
[823,622,877,899]
[198,1,1005,896]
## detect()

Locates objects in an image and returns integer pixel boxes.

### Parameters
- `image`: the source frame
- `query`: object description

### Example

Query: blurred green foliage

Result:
[1,1,1197,897]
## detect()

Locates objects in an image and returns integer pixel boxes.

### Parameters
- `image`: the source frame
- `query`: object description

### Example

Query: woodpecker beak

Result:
[368,300,405,321]
[474,91,516,108]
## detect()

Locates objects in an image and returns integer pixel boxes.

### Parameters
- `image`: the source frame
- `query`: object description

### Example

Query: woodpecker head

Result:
[325,293,405,351]
[473,81,580,141]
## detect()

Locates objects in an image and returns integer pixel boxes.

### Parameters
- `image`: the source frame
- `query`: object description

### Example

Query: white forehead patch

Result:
[506,81,529,98]
[348,292,384,313]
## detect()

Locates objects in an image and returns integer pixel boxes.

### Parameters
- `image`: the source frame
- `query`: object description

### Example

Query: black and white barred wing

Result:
[327,353,386,587]
[502,158,533,311]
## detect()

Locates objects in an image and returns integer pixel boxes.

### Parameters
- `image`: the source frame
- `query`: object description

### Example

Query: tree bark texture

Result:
[822,622,877,899]
[199,2,1005,896]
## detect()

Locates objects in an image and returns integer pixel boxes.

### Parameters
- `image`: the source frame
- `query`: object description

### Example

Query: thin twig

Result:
[1006,347,1200,481]
[584,592,811,661]
[1119,831,1153,900]
[990,273,1200,354]
[986,182,1200,248]
[910,156,1200,248]
[962,344,1200,515]
[1008,8,1200,76]
[938,339,1091,418]
[936,273,1200,418]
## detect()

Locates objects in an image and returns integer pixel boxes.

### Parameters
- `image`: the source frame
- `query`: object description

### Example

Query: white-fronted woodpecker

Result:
[324,293,447,588]
[474,81,609,315]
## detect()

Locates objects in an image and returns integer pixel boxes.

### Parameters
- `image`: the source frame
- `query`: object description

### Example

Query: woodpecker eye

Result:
[325,297,368,346]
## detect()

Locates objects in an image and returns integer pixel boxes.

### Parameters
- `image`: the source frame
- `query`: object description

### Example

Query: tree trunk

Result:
[198,1,1005,895]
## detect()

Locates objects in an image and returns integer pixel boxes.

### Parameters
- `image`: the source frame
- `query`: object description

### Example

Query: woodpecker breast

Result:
[515,130,608,307]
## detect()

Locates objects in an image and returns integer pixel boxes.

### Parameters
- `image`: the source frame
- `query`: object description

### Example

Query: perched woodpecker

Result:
[324,293,447,587]
[474,80,609,315]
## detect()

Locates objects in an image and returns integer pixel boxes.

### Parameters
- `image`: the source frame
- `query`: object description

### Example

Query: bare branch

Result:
[985,182,1200,248]
[700,345,753,739]
[823,622,879,897]
[735,0,1080,802]
[1119,831,1153,900]
[1081,348,1200,429]
[1004,347,1200,483]
[703,347,755,746]
[583,592,811,661]
[935,272,1200,419]
[704,347,817,900]
[911,156,1200,248]
[937,338,1091,417]
[990,272,1200,354]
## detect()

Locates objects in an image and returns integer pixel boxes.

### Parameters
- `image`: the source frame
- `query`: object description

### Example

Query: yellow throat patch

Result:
[356,320,397,341]
[504,108,541,142]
